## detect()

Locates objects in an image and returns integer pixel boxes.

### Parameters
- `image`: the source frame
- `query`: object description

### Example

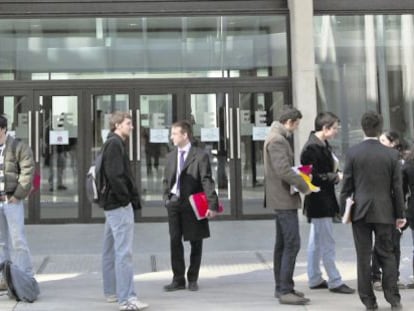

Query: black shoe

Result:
[275,290,305,299]
[391,303,403,310]
[163,281,186,292]
[188,281,199,291]
[57,185,67,190]
[279,293,310,305]
[310,280,328,289]
[366,303,378,310]
[329,284,355,294]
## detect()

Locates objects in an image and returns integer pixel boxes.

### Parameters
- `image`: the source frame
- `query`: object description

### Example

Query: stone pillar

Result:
[288,0,317,163]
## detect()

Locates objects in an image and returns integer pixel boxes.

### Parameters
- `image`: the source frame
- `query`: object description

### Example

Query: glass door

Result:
[186,90,233,217]
[234,88,289,216]
[86,91,132,219]
[137,91,182,219]
[34,90,82,221]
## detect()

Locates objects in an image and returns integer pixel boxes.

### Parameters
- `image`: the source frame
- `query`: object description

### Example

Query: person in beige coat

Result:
[264,106,311,305]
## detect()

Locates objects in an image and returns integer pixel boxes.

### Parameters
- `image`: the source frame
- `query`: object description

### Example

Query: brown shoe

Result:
[279,293,310,305]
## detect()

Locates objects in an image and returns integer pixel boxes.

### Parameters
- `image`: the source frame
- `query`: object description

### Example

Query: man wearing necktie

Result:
[163,120,219,292]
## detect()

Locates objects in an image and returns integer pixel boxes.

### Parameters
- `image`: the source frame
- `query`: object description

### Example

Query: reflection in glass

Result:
[239,92,284,215]
[140,94,175,217]
[314,15,414,162]
[190,93,230,215]
[0,15,287,80]
[39,95,78,219]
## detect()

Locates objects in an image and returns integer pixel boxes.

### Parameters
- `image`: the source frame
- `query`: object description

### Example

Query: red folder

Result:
[189,192,224,220]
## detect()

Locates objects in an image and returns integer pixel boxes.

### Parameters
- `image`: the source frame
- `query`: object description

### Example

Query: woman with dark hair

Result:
[403,143,414,289]
[372,131,406,291]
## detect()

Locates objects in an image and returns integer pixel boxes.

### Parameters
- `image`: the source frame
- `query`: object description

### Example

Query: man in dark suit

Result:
[340,111,406,311]
[163,120,219,292]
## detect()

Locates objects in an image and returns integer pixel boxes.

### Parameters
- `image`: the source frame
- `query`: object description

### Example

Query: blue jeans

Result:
[307,217,342,288]
[102,204,136,305]
[0,200,34,276]
[274,209,301,295]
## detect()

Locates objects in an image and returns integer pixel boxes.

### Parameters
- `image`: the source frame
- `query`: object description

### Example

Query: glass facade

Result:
[0,15,288,80]
[314,15,414,158]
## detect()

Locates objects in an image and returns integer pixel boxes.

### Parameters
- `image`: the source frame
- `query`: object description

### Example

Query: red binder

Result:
[189,192,224,220]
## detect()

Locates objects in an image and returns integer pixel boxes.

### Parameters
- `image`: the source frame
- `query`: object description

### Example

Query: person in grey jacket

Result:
[0,114,35,289]
[264,106,311,305]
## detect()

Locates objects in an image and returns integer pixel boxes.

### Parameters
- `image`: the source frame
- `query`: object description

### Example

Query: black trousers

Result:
[371,228,402,282]
[167,198,203,283]
[273,210,300,295]
[352,220,400,307]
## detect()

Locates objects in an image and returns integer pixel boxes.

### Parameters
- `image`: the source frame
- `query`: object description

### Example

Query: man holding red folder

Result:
[163,120,219,292]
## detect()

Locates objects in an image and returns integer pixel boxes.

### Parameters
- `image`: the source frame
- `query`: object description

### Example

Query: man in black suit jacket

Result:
[163,120,219,292]
[340,111,406,311]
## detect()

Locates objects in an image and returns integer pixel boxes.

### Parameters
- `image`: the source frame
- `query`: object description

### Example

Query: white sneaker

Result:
[119,301,139,311]
[106,294,117,303]
[129,297,149,310]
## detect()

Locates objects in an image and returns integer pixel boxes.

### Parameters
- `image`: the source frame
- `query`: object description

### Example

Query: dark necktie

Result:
[177,150,185,195]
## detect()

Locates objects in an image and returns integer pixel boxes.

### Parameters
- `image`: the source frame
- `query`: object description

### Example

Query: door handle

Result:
[229,108,234,159]
[236,108,241,160]
[35,110,39,163]
[129,109,133,161]
[136,109,141,161]
[28,110,32,148]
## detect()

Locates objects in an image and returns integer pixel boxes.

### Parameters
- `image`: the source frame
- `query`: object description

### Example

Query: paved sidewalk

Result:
[1,218,414,310]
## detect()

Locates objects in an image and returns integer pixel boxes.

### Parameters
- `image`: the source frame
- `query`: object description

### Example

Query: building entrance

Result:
[0,80,288,223]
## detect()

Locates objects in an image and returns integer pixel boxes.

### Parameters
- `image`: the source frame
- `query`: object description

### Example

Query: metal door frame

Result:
[33,89,84,223]
[233,84,290,219]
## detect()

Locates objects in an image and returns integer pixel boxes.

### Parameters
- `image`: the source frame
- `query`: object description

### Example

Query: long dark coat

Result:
[300,132,339,218]
[163,145,218,241]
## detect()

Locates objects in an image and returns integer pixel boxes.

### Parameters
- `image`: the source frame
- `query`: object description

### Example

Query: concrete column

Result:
[288,0,318,163]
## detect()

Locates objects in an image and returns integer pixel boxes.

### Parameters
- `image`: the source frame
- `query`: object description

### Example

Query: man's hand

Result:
[206,209,217,219]
[396,218,407,230]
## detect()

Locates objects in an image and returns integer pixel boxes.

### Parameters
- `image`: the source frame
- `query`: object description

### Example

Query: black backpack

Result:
[85,141,111,205]
[0,260,40,303]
